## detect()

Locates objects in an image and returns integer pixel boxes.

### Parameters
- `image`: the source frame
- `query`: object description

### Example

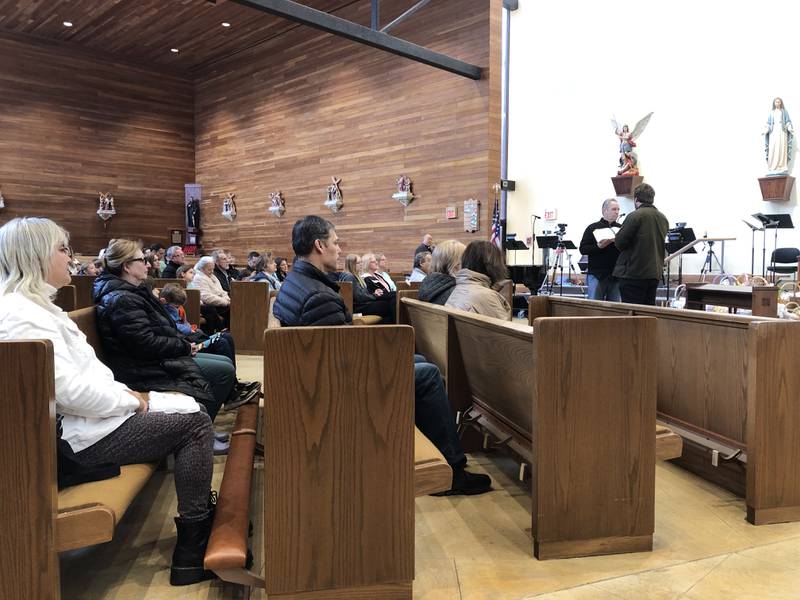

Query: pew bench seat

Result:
[656,424,683,461]
[414,428,452,496]
[56,462,158,552]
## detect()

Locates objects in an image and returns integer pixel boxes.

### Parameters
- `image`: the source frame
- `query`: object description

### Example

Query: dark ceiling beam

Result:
[380,0,431,33]
[231,0,482,80]
[371,0,379,29]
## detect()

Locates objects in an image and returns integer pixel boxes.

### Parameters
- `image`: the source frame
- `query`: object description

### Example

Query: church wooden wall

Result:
[195,0,495,268]
[0,34,194,254]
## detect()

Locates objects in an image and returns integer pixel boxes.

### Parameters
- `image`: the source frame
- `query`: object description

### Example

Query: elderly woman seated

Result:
[0,218,215,586]
[190,256,230,331]
[445,240,512,320]
[418,240,466,305]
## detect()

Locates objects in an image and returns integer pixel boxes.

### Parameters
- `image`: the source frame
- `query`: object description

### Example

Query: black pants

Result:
[619,278,659,306]
[414,354,466,469]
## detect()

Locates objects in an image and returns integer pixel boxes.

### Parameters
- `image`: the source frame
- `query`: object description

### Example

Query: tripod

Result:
[541,241,573,296]
[700,240,724,276]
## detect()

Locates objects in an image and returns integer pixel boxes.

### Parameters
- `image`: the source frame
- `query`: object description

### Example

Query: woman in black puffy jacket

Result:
[93,239,235,420]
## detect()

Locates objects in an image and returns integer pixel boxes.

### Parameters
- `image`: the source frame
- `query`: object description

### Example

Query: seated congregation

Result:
[6,211,800,600]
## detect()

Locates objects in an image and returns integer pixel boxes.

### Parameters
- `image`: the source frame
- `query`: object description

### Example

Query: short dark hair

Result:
[634,183,655,204]
[159,283,186,305]
[461,240,507,285]
[252,255,266,272]
[247,251,261,260]
[291,215,335,258]
[149,243,165,252]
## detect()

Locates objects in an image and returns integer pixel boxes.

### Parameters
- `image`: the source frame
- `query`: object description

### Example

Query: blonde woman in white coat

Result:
[0,217,215,586]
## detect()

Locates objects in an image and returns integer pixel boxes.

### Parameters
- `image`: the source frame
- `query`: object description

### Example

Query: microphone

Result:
[618,213,627,218]
[531,214,542,219]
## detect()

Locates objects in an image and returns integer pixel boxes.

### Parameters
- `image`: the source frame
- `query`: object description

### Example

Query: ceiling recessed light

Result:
[222,22,231,27]
[63,21,73,27]
[170,48,180,53]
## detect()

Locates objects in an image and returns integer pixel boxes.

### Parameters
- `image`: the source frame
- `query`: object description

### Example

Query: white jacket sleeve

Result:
[6,312,140,419]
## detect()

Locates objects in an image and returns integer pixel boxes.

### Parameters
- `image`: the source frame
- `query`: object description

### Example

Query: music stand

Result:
[506,238,529,268]
[752,213,778,277]
[765,213,794,282]
[742,217,765,276]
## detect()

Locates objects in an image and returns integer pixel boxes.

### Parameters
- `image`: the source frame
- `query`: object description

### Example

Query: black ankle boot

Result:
[170,512,217,586]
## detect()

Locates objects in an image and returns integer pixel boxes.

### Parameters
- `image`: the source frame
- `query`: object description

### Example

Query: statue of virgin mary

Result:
[763,97,794,176]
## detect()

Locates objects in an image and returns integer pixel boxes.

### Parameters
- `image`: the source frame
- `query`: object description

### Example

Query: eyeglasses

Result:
[127,257,146,264]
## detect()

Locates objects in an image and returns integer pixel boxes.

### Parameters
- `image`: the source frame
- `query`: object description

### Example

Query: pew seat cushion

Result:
[656,424,683,461]
[56,462,157,551]
[353,315,383,326]
[414,427,452,496]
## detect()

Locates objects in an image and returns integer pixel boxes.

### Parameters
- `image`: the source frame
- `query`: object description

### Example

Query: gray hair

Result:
[601,198,619,213]
[195,256,215,272]
[211,249,225,263]
[413,251,432,270]
[165,245,182,259]
[0,217,70,308]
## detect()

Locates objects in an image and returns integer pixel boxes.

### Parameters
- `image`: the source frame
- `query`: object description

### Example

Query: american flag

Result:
[490,196,501,249]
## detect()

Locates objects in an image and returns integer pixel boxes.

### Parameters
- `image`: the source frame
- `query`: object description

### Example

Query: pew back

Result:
[230,281,274,354]
[0,340,59,600]
[401,298,657,559]
[263,325,414,597]
[529,295,800,525]
[70,275,96,309]
[338,280,353,315]
[54,285,77,312]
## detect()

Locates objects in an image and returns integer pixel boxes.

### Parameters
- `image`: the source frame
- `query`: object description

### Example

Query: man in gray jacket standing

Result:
[612,183,669,305]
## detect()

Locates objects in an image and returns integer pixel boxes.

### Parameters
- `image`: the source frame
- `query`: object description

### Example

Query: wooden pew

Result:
[1,317,158,598]
[263,325,415,598]
[0,339,59,600]
[338,279,353,314]
[528,295,800,526]
[54,284,77,312]
[205,324,451,597]
[70,274,96,308]
[229,281,275,354]
[401,298,659,559]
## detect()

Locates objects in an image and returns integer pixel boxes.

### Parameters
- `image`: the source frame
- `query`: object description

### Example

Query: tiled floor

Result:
[59,355,800,599]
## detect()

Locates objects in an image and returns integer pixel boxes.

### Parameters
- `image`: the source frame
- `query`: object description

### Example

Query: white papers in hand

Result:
[593,227,619,243]
[148,391,201,414]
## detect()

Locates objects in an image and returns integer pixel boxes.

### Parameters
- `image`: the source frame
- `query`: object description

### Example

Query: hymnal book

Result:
[593,227,619,243]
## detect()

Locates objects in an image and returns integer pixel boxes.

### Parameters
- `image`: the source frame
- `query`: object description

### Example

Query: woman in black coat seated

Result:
[339,253,395,323]
[93,239,235,422]
[418,240,466,305]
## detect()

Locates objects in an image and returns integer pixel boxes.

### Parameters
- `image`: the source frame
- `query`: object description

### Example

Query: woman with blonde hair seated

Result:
[338,253,394,322]
[0,217,215,586]
[445,240,512,320]
[189,255,230,330]
[418,239,466,305]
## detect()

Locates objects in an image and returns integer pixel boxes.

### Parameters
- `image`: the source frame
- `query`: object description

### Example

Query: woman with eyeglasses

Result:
[93,240,235,424]
[0,218,216,586]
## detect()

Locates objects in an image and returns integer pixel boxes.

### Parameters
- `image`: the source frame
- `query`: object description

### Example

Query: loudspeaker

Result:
[501,179,516,191]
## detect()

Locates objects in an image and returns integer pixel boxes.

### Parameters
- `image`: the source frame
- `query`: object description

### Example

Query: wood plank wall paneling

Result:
[0,34,194,253]
[195,0,496,270]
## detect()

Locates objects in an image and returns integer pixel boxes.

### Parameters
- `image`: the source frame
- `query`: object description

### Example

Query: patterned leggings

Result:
[74,411,214,520]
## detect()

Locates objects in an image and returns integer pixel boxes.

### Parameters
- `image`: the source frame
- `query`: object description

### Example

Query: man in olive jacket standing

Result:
[612,183,669,305]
